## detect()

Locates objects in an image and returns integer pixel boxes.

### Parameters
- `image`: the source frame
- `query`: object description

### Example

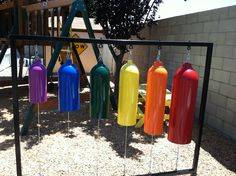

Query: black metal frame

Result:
[9,34,213,176]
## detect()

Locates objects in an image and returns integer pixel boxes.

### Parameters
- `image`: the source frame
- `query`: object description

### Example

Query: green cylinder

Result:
[90,60,110,119]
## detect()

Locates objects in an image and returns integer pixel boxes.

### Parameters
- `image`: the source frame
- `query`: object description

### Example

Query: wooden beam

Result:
[0,1,14,11]
[23,0,74,12]
[15,40,56,46]
[18,0,24,35]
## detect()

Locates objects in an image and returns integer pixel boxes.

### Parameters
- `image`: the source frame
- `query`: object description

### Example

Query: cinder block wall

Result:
[144,6,236,139]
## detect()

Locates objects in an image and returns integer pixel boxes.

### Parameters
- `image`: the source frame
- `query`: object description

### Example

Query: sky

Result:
[157,0,236,19]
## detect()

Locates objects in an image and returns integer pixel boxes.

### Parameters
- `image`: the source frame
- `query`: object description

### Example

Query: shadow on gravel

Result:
[192,123,236,172]
[1,86,235,170]
[0,87,162,160]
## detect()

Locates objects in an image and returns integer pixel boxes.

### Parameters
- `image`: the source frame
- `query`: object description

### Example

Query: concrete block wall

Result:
[144,6,236,139]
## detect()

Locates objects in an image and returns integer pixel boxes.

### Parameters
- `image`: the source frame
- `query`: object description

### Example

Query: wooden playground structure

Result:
[0,0,102,135]
[0,0,98,78]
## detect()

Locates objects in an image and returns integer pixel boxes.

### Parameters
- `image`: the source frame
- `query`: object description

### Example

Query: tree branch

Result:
[144,0,161,23]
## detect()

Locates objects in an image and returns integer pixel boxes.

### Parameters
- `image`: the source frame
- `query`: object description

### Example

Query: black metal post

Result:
[10,38,22,176]
[9,35,212,47]
[192,44,213,174]
[138,168,195,176]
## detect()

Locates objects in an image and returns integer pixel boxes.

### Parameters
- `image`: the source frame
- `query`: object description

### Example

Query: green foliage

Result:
[87,0,163,108]
[85,0,96,17]
[93,0,162,39]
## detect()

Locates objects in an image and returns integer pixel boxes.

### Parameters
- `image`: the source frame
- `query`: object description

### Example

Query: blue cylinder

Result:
[58,59,80,112]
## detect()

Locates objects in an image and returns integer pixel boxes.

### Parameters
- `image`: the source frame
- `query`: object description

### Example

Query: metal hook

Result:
[98,43,103,49]
[129,45,133,50]
[187,40,191,51]
[42,0,48,7]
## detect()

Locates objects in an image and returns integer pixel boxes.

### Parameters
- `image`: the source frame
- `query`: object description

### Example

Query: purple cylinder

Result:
[29,58,47,103]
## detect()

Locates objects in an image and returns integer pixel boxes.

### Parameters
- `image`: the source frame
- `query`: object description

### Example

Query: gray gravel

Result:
[0,91,235,176]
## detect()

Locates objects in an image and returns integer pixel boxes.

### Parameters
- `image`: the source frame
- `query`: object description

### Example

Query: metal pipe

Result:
[10,38,22,176]
[9,35,213,47]
[137,168,195,176]
[192,44,213,173]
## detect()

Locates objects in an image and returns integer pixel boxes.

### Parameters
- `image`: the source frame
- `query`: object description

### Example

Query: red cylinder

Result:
[168,63,199,144]
[144,60,168,135]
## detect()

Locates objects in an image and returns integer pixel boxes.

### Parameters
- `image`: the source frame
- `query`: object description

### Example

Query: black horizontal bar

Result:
[9,34,213,47]
[137,169,195,176]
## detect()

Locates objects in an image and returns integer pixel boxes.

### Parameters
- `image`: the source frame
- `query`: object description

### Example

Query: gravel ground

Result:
[0,89,235,176]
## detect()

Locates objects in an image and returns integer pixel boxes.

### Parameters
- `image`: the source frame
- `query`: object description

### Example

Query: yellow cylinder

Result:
[118,60,140,126]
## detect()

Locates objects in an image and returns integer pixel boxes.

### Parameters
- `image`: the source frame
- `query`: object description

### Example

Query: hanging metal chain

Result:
[37,104,42,175]
[123,126,128,176]
[67,112,70,176]
[96,119,100,176]
[67,113,70,176]
[175,145,180,170]
[148,135,154,174]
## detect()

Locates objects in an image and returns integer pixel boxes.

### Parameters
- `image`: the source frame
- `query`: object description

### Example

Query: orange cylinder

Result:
[144,60,168,135]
